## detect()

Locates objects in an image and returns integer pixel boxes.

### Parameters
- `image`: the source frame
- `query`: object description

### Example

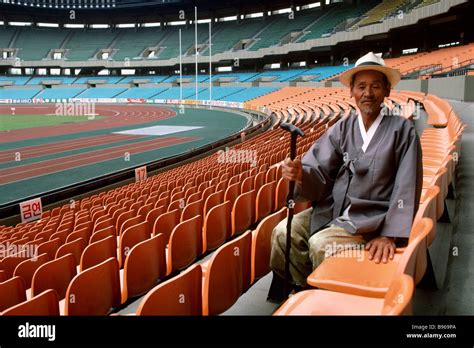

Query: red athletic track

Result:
[0,134,143,163]
[0,136,199,184]
[0,104,176,142]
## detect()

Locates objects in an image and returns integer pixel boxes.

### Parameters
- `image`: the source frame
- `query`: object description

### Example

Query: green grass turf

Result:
[0,114,104,131]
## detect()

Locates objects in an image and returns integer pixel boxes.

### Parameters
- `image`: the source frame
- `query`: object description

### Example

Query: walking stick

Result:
[280,122,305,300]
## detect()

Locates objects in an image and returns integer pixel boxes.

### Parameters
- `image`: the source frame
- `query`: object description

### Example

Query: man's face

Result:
[350,70,390,117]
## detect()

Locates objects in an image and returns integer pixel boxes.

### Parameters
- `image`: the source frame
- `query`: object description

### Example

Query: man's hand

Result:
[365,236,396,264]
[282,158,303,184]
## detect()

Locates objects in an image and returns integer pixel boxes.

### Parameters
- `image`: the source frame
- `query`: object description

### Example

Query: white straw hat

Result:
[339,52,401,87]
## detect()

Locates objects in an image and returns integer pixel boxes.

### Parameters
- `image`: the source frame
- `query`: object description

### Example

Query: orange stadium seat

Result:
[136,264,202,316]
[0,276,26,312]
[121,233,166,303]
[274,274,414,316]
[64,257,121,316]
[80,235,117,272]
[202,230,252,315]
[2,289,60,316]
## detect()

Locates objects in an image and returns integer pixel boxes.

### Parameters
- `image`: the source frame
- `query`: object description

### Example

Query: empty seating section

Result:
[115,87,168,99]
[224,87,279,102]
[112,28,171,61]
[0,88,40,99]
[298,2,380,41]
[158,24,209,60]
[385,43,474,76]
[0,76,31,86]
[0,27,15,47]
[250,10,320,51]
[0,0,461,65]
[36,87,85,99]
[73,76,125,84]
[118,76,169,84]
[75,87,128,98]
[26,77,78,85]
[354,0,407,28]
[0,83,465,316]
[212,19,268,54]
[14,28,68,60]
[65,29,118,60]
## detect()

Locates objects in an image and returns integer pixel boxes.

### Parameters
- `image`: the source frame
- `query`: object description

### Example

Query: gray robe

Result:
[297,109,423,239]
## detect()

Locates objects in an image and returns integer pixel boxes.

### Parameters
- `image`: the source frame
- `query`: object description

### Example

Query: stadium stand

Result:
[211,18,268,54]
[0,0,472,330]
[1,82,464,317]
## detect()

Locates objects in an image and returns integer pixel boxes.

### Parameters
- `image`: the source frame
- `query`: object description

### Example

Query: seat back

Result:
[89,225,116,244]
[203,190,225,218]
[167,215,203,275]
[2,289,60,316]
[136,264,202,316]
[224,182,240,207]
[0,276,26,312]
[203,230,252,315]
[231,190,256,236]
[80,235,117,272]
[118,222,149,267]
[203,200,231,253]
[181,198,204,221]
[413,185,439,246]
[13,253,49,289]
[146,205,166,236]
[93,217,115,236]
[56,238,87,266]
[275,177,290,211]
[37,238,61,263]
[396,218,433,280]
[152,209,180,242]
[382,274,415,315]
[255,181,276,221]
[32,253,76,300]
[122,233,166,303]
[117,210,135,237]
[65,257,121,315]
[251,207,286,283]
[0,249,32,279]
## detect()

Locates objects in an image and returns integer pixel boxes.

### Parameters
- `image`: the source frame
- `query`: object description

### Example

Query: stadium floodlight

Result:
[169,21,186,26]
[218,15,237,22]
[8,21,33,26]
[301,2,320,10]
[142,22,160,27]
[245,12,264,19]
[37,23,60,28]
[65,23,85,28]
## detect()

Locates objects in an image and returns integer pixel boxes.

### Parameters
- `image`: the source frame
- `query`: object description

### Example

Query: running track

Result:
[0,136,199,184]
[0,134,142,163]
[0,104,176,142]
[0,104,200,186]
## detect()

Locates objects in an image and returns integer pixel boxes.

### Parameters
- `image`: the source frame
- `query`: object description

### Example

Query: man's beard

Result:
[360,104,378,116]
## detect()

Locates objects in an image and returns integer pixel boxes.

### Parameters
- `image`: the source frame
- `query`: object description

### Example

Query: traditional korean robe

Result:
[297,108,423,239]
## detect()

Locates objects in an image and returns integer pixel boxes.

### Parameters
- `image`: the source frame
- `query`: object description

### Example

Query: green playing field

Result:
[0,114,104,131]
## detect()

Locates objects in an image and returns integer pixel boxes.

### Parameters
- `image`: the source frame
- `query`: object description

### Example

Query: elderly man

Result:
[268,52,423,301]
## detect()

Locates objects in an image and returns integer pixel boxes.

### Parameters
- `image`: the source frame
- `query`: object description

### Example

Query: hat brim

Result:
[339,65,401,88]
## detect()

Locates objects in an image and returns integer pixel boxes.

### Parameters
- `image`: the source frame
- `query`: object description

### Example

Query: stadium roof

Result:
[0,0,328,24]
